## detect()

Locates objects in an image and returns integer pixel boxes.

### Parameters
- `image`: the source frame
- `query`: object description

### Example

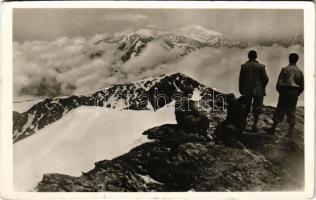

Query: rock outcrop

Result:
[37,104,304,192]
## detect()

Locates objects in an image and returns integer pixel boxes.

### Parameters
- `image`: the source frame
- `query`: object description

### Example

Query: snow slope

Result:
[14,106,176,191]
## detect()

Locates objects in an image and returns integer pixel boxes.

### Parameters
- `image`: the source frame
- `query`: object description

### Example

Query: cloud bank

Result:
[13,37,303,106]
[161,45,304,105]
[13,37,120,99]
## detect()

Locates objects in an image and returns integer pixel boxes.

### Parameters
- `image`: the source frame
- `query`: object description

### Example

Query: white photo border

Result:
[0,1,315,199]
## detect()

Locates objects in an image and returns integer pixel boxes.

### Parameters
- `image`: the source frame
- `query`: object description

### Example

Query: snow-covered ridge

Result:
[87,24,248,62]
[14,106,176,191]
[85,24,302,64]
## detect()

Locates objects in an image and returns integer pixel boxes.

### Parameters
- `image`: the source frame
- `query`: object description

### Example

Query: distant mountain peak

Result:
[177,24,222,35]
[115,28,135,36]
[173,24,223,43]
[135,29,156,37]
[115,28,156,37]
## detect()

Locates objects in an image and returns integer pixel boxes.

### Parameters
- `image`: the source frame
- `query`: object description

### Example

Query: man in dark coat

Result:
[268,53,304,136]
[239,50,269,131]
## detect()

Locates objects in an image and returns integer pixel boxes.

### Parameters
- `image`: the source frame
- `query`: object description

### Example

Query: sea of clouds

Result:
[13,37,304,106]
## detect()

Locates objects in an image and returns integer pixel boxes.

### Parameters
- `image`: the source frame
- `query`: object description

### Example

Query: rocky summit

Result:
[36,102,304,192]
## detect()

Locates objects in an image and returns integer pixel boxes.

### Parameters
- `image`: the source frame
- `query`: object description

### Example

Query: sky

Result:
[13,9,303,42]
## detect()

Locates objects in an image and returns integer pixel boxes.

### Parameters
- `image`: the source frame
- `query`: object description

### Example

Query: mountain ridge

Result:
[90,24,303,50]
[85,25,303,68]
[13,73,225,143]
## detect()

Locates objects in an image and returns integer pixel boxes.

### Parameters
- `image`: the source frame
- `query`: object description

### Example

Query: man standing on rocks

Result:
[268,53,304,136]
[239,50,269,131]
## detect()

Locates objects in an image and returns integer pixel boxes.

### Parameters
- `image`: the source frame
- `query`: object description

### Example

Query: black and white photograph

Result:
[0,1,315,199]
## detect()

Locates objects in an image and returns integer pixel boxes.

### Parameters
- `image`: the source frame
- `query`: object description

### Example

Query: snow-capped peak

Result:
[115,28,155,37]
[177,24,222,36]
[135,29,155,37]
[115,28,135,36]
[173,24,223,43]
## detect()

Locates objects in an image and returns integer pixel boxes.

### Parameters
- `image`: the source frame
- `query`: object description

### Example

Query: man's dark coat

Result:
[239,60,269,97]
